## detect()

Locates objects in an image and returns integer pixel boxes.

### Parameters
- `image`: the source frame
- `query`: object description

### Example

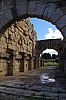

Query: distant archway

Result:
[40,49,58,57]
[36,39,64,69]
[40,49,59,67]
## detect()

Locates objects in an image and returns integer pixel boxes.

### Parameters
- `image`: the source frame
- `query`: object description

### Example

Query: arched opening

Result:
[0,17,64,77]
[0,0,66,76]
[30,18,64,70]
[0,0,66,99]
[30,18,64,41]
[0,0,66,39]
[40,49,59,67]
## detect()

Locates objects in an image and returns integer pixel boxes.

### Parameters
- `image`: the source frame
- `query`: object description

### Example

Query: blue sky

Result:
[30,18,63,55]
[30,18,63,40]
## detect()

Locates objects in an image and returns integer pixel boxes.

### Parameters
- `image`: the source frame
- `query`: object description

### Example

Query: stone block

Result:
[61,26,66,37]
[59,93,66,98]
[16,0,28,16]
[43,3,57,19]
[0,10,5,16]
[3,43,7,49]
[4,30,8,39]
[8,44,16,50]
[12,41,16,46]
[35,4,47,17]
[10,25,15,32]
[0,14,7,30]
[50,8,64,24]
[28,1,36,16]
[5,8,13,22]
[56,15,66,29]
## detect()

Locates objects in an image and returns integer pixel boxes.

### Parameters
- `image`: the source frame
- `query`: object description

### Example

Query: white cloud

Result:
[42,49,58,56]
[44,28,63,40]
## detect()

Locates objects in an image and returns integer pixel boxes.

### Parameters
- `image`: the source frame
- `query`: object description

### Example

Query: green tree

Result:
[52,54,57,59]
[42,53,51,59]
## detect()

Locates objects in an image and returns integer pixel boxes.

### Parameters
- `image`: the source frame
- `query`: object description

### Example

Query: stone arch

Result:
[0,0,66,38]
[36,39,62,58]
[40,48,59,57]
[36,39,63,68]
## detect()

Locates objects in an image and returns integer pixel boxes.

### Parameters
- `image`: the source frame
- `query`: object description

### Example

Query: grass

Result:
[44,62,59,66]
[43,59,59,67]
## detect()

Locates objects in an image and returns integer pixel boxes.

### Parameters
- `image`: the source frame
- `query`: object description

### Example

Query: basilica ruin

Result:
[0,0,66,77]
[0,18,37,76]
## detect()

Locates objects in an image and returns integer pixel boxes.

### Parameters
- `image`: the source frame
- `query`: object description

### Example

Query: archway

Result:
[0,0,66,72]
[0,0,66,39]
[36,38,64,69]
[40,49,59,67]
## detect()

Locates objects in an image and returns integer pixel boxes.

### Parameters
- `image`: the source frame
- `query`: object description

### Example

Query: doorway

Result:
[19,52,24,72]
[6,49,13,76]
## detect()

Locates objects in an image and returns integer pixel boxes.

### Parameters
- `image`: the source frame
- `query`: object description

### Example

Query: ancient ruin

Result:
[36,39,64,69]
[0,18,37,76]
[0,0,66,77]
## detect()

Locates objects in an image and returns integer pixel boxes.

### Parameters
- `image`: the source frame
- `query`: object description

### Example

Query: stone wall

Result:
[36,39,65,69]
[0,18,37,77]
[0,0,66,39]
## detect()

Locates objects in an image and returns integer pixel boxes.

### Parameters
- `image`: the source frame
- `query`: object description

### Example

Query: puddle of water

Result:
[48,79,55,82]
[40,74,55,84]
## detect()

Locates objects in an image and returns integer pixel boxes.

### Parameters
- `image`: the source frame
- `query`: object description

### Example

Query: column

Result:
[63,48,66,71]
[33,57,36,69]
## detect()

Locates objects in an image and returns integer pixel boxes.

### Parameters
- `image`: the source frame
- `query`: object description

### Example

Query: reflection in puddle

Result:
[40,74,55,84]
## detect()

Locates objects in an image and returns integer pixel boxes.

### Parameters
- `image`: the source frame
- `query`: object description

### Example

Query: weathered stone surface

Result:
[28,1,36,16]
[61,26,66,37]
[0,18,37,77]
[0,10,5,16]
[43,3,57,19]
[5,9,13,22]
[0,0,66,39]
[50,8,64,23]
[0,14,7,28]
[36,39,64,68]
[35,4,47,17]
[59,93,66,98]
[0,0,66,76]
[17,0,28,16]
[56,15,66,29]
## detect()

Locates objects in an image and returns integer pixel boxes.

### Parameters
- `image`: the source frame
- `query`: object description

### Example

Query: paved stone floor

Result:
[0,66,66,100]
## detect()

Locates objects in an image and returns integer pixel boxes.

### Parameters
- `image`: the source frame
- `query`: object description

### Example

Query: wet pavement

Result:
[0,66,66,100]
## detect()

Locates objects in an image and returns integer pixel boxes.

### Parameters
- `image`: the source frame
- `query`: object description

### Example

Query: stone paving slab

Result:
[59,93,66,98]
[0,67,66,100]
[60,98,66,100]
[51,87,66,93]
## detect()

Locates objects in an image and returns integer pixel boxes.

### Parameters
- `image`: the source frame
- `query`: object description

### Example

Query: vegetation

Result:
[42,53,59,59]
[43,58,59,67]
[41,53,59,67]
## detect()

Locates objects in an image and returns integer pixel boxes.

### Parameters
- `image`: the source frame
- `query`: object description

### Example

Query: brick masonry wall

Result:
[0,18,37,76]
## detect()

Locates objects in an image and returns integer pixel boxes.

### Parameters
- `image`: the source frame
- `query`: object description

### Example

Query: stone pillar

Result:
[31,58,34,70]
[24,57,28,72]
[33,57,36,69]
[6,49,14,76]
[59,51,64,70]
[36,58,41,68]
[40,58,43,67]
[13,55,16,74]
[63,38,66,72]
[63,48,66,71]
[28,57,31,71]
